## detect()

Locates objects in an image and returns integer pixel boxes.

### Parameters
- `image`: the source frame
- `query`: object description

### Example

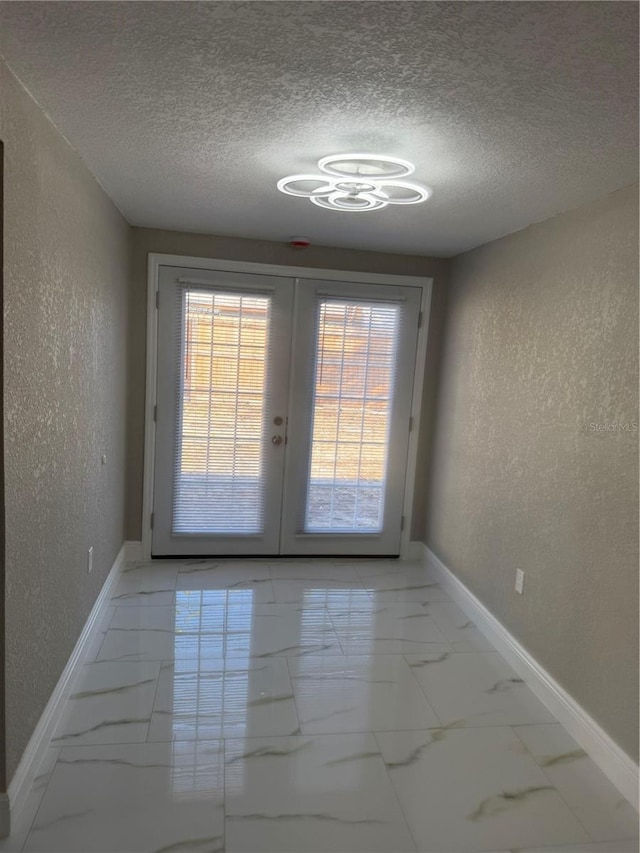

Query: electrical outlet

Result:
[87,546,94,574]
[515,568,525,595]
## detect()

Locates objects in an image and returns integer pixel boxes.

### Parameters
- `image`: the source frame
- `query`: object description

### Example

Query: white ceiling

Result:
[0,1,637,257]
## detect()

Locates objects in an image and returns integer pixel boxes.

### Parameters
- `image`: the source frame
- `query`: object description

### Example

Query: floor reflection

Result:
[15,561,636,853]
[168,584,376,796]
[170,589,254,743]
[175,588,256,660]
[170,740,224,801]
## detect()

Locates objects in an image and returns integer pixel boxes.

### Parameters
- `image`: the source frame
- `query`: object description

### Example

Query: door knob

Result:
[272,435,283,446]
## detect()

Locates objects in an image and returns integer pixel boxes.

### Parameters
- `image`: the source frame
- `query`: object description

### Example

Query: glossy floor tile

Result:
[0,749,59,853]
[270,561,363,582]
[110,563,178,607]
[224,733,416,852]
[148,657,300,740]
[4,558,636,853]
[420,600,496,651]
[51,660,160,746]
[24,741,225,853]
[514,723,639,842]
[177,562,276,603]
[240,603,344,657]
[289,654,441,733]
[271,574,368,604]
[361,568,453,605]
[376,726,590,851]
[405,650,556,727]
[328,601,451,654]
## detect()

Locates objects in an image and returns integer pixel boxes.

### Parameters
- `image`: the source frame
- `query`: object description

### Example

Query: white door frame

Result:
[142,253,432,561]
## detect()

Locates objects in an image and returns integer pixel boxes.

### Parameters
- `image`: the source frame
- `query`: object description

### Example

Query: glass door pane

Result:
[305,299,399,533]
[174,289,271,535]
[152,267,293,556]
[281,279,422,556]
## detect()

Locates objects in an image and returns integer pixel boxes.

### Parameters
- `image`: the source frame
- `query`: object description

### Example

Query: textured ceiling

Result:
[0,1,637,257]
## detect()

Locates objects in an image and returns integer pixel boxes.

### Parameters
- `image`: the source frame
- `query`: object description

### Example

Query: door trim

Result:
[142,253,432,560]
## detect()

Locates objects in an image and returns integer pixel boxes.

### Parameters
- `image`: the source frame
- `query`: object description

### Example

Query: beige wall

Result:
[0,60,132,781]
[126,227,449,541]
[425,184,639,760]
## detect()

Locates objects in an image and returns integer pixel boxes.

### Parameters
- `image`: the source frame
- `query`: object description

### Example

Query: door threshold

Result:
[150,553,400,560]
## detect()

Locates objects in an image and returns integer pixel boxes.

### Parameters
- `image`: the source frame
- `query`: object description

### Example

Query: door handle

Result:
[272,435,283,446]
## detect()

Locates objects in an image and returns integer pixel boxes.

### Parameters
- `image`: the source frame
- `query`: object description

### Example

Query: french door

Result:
[151,265,422,557]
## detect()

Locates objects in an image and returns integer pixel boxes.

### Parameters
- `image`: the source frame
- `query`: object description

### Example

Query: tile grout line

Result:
[88,611,113,663]
[323,606,349,657]
[14,747,61,853]
[371,731,420,853]
[400,653,446,729]
[283,655,303,736]
[145,659,166,744]
[509,723,604,844]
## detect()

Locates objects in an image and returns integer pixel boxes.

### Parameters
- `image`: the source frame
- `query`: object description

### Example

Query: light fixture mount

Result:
[277,154,431,213]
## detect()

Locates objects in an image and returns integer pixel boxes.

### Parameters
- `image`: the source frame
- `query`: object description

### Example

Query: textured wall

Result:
[0,59,131,781]
[425,185,639,760]
[126,228,449,540]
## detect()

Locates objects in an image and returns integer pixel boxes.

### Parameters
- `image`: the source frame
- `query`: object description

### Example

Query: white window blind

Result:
[173,287,272,535]
[303,297,401,533]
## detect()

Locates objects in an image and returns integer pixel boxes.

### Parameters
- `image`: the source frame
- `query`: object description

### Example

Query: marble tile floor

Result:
[2,558,637,853]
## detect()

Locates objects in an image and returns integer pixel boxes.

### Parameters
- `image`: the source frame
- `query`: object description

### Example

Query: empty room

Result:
[0,2,638,852]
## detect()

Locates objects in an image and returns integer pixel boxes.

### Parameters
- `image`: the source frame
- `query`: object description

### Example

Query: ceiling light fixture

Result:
[277,154,431,213]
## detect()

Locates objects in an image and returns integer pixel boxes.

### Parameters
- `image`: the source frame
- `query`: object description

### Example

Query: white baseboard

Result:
[423,545,639,809]
[124,540,143,562]
[6,542,127,834]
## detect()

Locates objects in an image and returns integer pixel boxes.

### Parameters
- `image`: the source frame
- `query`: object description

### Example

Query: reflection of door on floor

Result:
[152,266,422,557]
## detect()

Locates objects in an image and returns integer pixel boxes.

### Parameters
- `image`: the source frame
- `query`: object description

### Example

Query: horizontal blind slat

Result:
[173,288,271,535]
[302,298,402,534]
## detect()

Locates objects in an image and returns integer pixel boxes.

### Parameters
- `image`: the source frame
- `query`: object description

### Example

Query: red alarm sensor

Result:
[289,236,311,249]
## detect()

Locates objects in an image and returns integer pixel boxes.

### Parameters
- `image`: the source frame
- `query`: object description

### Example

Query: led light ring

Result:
[277,155,430,212]
[310,192,387,212]
[311,192,379,211]
[334,180,379,194]
[369,180,432,205]
[312,200,387,213]
[331,191,383,210]
[276,175,336,198]
[317,153,415,179]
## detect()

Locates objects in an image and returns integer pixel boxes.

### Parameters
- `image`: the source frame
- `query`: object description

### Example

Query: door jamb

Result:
[142,253,433,560]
